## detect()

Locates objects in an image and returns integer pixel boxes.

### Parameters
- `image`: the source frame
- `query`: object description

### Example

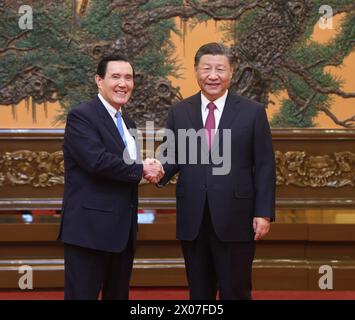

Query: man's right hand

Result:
[143,158,164,183]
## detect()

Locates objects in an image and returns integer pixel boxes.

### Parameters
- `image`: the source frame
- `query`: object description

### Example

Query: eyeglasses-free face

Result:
[195,54,233,101]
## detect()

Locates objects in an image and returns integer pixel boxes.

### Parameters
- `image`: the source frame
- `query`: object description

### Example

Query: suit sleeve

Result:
[157,106,180,186]
[253,105,276,220]
[64,108,143,183]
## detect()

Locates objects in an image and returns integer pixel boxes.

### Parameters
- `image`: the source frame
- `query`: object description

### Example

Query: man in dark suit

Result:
[58,55,163,300]
[157,43,276,300]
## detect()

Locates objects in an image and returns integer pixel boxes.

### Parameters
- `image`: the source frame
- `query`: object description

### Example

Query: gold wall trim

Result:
[1,149,354,188]
[1,128,355,138]
[271,129,355,140]
[0,129,354,209]
[1,258,355,271]
[0,150,64,187]
[0,197,354,211]
[0,198,63,210]
[0,129,64,139]
[276,198,355,207]
[275,150,355,187]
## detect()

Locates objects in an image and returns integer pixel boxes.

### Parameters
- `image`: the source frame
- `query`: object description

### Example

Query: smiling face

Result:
[195,54,233,101]
[95,60,134,110]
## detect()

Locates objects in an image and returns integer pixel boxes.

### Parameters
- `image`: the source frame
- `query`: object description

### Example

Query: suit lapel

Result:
[217,93,241,130]
[94,96,126,149]
[122,113,135,130]
[186,93,204,131]
[211,92,241,154]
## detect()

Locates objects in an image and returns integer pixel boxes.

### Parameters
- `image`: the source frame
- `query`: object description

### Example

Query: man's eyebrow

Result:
[110,73,133,76]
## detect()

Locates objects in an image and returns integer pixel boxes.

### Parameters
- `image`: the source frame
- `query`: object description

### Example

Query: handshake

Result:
[143,158,165,184]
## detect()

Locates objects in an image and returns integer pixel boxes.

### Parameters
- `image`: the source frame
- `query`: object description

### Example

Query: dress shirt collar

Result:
[201,90,228,111]
[97,93,123,118]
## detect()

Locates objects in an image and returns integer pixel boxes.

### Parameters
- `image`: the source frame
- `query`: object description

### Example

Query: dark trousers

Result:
[63,230,135,300]
[181,202,255,300]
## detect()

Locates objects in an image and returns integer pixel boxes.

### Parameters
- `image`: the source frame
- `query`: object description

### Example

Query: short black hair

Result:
[194,42,233,66]
[96,55,135,78]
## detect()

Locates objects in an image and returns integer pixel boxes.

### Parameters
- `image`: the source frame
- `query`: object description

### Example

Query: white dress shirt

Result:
[200,90,228,129]
[98,94,137,160]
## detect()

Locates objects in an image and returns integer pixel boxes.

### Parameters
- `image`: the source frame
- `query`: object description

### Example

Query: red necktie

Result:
[205,102,216,150]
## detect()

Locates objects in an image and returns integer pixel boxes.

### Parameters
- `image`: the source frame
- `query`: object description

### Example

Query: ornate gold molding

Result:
[0,150,64,187]
[275,150,355,187]
[0,150,354,188]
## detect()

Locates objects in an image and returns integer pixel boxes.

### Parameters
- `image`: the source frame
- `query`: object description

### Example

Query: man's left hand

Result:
[253,217,271,241]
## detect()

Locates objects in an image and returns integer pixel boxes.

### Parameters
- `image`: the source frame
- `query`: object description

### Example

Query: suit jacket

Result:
[58,96,143,252]
[159,92,276,242]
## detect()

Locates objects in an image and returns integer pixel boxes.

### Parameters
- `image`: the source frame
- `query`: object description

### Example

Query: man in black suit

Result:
[58,55,163,300]
[157,43,276,300]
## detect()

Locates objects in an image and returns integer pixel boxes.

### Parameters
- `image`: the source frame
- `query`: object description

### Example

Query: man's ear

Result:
[95,74,102,89]
[194,65,199,77]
